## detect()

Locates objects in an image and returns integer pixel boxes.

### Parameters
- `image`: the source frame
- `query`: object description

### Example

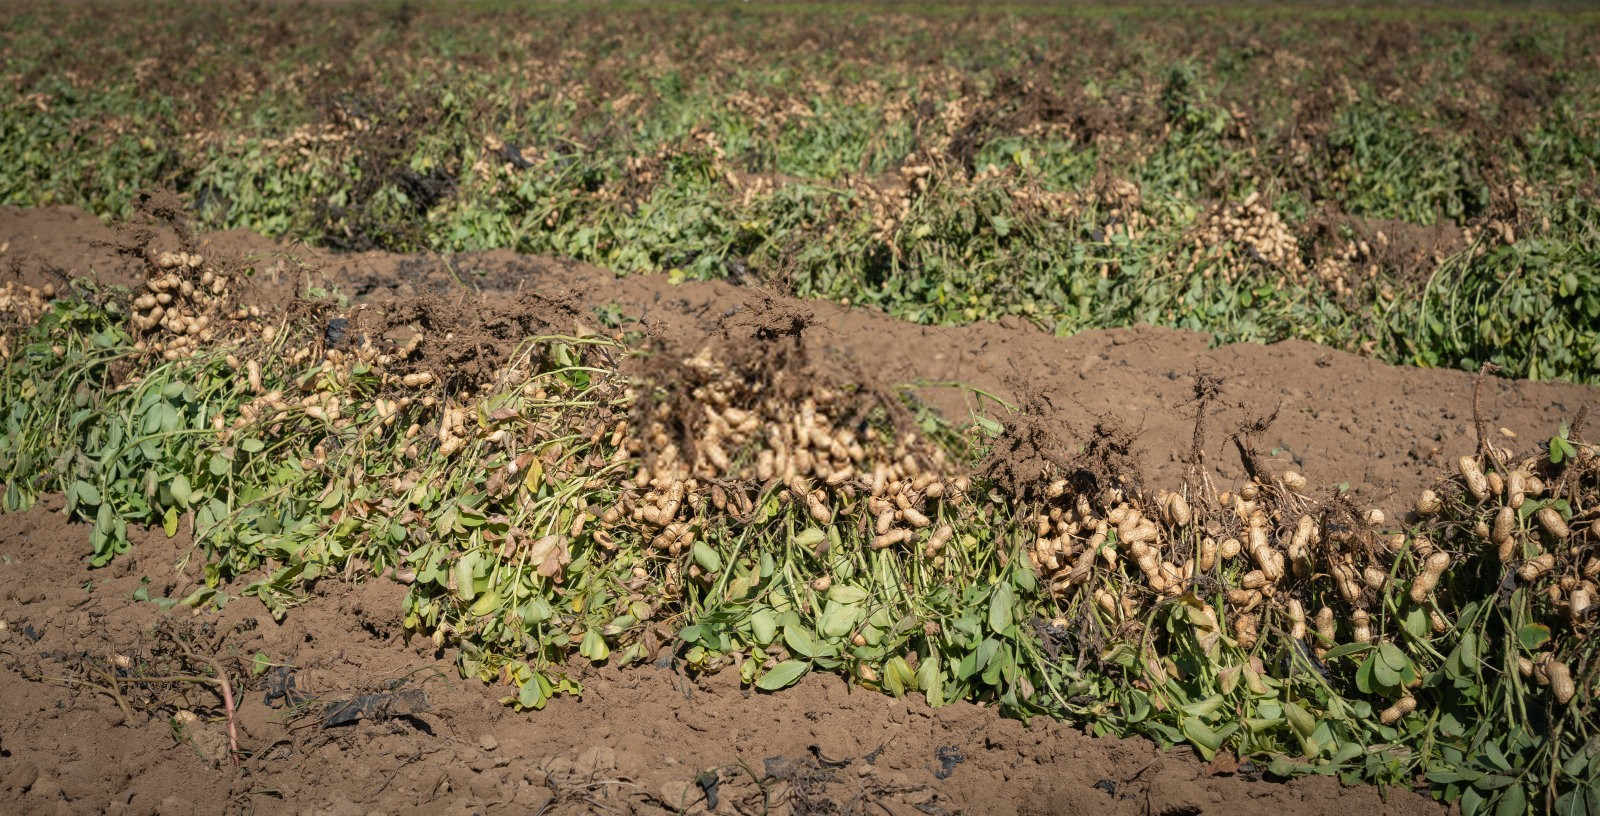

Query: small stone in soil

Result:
[478,734,498,752]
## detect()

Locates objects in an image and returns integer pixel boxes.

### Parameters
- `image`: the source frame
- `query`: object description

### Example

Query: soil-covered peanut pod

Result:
[1379,695,1417,725]
[1234,613,1259,648]
[1506,470,1527,510]
[1415,489,1442,516]
[1569,588,1591,624]
[1314,606,1335,644]
[1493,506,1517,560]
[1351,609,1373,644]
[1536,506,1569,539]
[1457,456,1490,501]
[1518,552,1556,582]
[805,492,833,525]
[1219,537,1242,560]
[1362,565,1388,590]
[1286,599,1306,640]
[1409,550,1450,602]
[1540,656,1575,704]
[1162,491,1191,527]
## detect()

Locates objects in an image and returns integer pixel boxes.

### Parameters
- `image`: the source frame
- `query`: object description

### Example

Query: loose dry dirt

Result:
[2,204,1595,815]
[0,500,1441,816]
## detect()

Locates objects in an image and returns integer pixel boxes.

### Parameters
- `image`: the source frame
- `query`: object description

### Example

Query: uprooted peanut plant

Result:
[1,249,1595,815]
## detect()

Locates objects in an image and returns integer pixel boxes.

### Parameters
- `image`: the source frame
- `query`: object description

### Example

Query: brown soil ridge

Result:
[6,203,1595,519]
[1,202,1561,814]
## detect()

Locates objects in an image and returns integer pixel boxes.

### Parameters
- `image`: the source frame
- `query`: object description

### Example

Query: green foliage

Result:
[5,296,1597,813]
[2,4,1597,381]
[1387,234,1600,381]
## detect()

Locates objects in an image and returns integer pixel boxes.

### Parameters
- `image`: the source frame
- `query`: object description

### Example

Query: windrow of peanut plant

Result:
[3,3,1598,382]
[3,250,1597,813]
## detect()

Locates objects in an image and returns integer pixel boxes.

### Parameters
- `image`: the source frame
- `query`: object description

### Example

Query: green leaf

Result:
[453,553,479,602]
[1011,566,1036,593]
[1283,701,1316,739]
[726,568,759,600]
[1550,432,1576,464]
[522,596,552,623]
[756,660,809,691]
[1439,711,1466,738]
[972,637,1001,675]
[72,480,101,507]
[517,672,553,710]
[819,602,861,638]
[750,608,778,645]
[1332,741,1363,765]
[988,583,1015,634]
[882,656,914,697]
[827,584,869,605]
[793,527,825,548]
[784,624,824,658]
[579,629,610,662]
[178,586,214,608]
[1378,641,1409,672]
[917,653,943,707]
[1518,624,1551,650]
[1485,740,1513,772]
[1372,655,1400,689]
[1324,642,1373,662]
[170,474,193,507]
[1402,607,1428,640]
[251,653,271,677]
[468,588,501,617]
[1562,743,1594,777]
[1180,694,1225,719]
[1457,631,1478,668]
[317,485,346,511]
[691,540,721,572]
[240,438,265,453]
[1182,718,1224,759]
[1494,784,1526,816]
[162,506,179,537]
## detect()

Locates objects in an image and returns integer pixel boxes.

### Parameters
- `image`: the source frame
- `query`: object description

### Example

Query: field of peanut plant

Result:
[1,3,1598,815]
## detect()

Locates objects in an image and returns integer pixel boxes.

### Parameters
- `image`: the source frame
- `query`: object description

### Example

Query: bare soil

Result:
[0,501,1442,816]
[2,204,1595,814]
